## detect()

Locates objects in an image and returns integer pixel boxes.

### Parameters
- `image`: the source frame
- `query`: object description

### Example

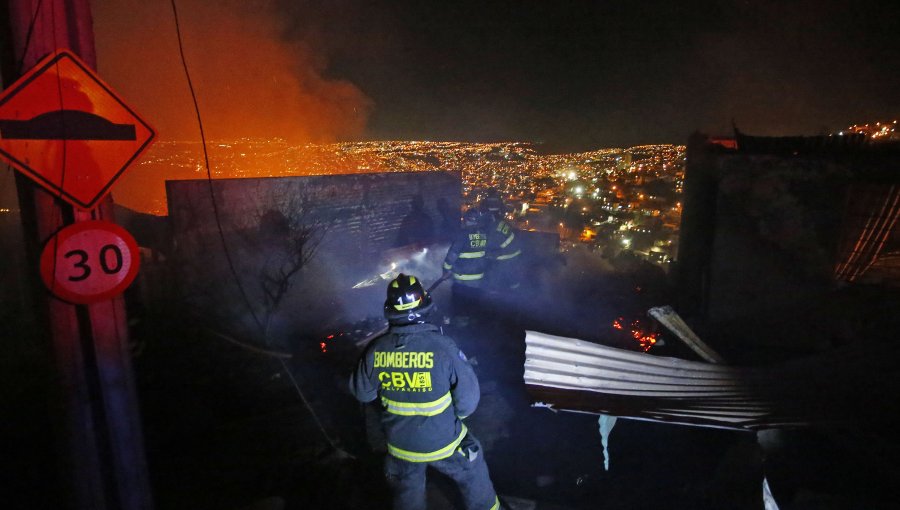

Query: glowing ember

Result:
[613,316,659,352]
[321,332,344,353]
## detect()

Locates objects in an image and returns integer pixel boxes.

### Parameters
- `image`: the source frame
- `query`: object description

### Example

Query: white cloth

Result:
[598,414,618,471]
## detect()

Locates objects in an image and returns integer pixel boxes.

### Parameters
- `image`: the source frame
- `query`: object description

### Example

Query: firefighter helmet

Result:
[463,208,482,227]
[384,273,434,324]
[479,190,504,219]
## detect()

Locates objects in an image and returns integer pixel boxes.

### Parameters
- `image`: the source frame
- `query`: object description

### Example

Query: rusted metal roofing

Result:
[524,330,898,430]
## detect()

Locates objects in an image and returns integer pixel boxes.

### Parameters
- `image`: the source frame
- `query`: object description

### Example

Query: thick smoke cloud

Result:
[91,0,372,142]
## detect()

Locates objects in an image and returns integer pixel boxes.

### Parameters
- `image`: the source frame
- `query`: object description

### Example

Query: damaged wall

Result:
[678,134,900,358]
[165,171,460,346]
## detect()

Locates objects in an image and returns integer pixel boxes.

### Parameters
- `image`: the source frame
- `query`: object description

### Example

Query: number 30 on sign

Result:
[40,220,140,304]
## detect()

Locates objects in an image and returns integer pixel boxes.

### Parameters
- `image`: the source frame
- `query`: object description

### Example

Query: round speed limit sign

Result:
[40,220,140,304]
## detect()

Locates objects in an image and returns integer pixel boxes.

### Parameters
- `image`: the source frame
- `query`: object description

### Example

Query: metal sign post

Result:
[1,1,155,509]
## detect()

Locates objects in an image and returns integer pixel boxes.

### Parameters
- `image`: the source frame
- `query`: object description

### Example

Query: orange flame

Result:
[612,317,658,352]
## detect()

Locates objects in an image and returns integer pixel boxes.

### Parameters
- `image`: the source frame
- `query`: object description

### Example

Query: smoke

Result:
[91,0,372,142]
[323,242,449,324]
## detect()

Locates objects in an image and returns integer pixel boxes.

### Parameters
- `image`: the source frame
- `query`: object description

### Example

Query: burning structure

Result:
[15,131,898,508]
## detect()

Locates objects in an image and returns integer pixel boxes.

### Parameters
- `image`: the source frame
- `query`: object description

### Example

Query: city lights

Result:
[118,140,685,272]
[843,120,898,141]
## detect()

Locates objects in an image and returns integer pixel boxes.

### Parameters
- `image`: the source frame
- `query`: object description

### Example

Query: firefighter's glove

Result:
[459,432,481,463]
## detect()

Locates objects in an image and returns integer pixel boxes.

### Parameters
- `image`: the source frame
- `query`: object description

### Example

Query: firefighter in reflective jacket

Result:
[481,200,523,291]
[442,208,491,313]
[350,274,500,510]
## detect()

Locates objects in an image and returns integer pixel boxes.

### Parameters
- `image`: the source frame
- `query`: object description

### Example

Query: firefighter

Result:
[350,274,500,510]
[442,208,491,316]
[480,197,523,291]
[480,189,505,219]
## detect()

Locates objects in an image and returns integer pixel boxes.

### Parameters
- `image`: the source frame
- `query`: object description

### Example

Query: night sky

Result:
[93,0,900,151]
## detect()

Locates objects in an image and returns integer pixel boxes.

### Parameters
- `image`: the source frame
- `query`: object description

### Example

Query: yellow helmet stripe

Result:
[394,298,421,311]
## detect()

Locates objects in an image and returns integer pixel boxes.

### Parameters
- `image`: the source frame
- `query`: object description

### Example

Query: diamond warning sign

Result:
[0,49,156,210]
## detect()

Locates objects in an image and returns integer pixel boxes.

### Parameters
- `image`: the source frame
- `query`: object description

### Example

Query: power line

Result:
[168,0,343,453]
[15,0,45,74]
[168,0,262,333]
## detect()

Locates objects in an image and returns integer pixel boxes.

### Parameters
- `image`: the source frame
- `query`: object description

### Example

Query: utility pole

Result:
[1,1,153,509]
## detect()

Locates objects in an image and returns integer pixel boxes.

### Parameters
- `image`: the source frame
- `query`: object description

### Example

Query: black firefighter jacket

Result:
[349,322,480,462]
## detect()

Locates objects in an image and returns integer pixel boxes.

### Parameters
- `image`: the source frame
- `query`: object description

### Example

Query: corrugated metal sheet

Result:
[524,330,899,430]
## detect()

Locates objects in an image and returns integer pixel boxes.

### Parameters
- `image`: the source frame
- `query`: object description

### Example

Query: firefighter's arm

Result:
[485,239,499,265]
[449,347,481,419]
[482,228,500,262]
[443,247,458,276]
[348,348,379,403]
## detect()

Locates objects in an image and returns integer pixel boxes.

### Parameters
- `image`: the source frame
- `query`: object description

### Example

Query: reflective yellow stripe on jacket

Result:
[388,424,468,463]
[496,249,521,261]
[458,251,486,259]
[382,391,452,417]
[443,264,484,281]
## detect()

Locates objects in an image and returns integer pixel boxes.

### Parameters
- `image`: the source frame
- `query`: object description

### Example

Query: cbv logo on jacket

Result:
[379,370,433,392]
